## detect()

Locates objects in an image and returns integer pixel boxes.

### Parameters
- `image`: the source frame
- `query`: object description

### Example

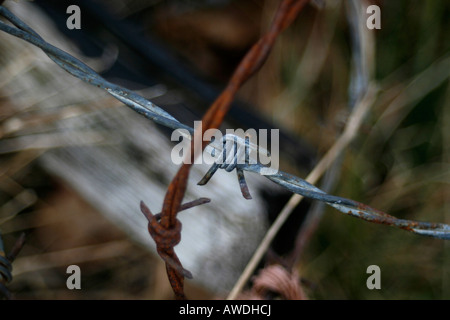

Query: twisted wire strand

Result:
[1,5,449,244]
[0,255,12,299]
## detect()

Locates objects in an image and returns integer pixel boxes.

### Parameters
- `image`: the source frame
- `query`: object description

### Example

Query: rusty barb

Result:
[140,198,210,299]
[1,0,450,300]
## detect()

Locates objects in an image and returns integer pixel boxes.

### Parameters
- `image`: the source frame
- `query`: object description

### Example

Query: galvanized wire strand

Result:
[1,3,449,250]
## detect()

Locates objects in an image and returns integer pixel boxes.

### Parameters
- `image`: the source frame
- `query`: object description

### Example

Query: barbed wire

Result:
[0,231,26,300]
[1,1,449,298]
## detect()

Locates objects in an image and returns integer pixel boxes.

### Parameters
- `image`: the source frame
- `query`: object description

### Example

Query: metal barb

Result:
[139,198,210,284]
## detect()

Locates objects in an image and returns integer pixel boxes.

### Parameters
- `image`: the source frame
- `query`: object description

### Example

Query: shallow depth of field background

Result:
[0,0,449,299]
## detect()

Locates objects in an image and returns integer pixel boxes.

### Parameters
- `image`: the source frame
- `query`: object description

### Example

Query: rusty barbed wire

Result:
[1,1,450,300]
[0,231,26,300]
